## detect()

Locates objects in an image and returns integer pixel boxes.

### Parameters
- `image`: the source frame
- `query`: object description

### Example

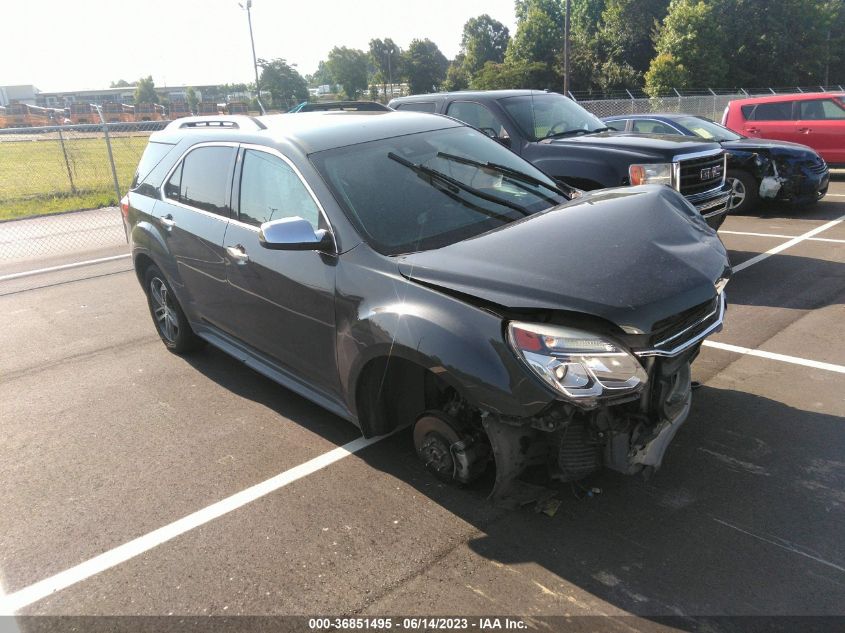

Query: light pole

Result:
[239,0,266,114]
[386,44,395,103]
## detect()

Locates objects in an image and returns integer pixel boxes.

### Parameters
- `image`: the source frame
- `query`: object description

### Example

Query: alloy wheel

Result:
[150,277,179,343]
[728,176,746,210]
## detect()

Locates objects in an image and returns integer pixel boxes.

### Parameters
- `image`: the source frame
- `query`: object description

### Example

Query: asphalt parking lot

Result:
[1,177,843,631]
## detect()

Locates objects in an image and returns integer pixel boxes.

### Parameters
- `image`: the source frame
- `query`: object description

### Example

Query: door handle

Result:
[160,214,176,230]
[746,127,760,134]
[226,244,250,264]
[798,127,812,134]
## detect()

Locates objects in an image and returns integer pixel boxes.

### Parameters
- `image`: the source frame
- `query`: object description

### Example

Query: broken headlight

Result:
[508,322,648,400]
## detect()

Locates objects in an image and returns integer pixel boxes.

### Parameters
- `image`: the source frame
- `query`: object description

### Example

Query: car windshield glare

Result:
[676,116,743,142]
[499,94,607,141]
[310,127,567,255]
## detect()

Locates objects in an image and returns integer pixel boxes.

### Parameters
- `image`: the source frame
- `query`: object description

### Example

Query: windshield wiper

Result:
[542,126,610,140]
[387,152,530,216]
[436,152,568,203]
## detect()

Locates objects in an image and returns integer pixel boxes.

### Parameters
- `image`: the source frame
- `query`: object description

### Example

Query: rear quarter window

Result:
[131,141,176,190]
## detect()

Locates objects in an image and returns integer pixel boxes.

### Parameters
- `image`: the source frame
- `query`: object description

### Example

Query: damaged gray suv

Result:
[124,111,730,504]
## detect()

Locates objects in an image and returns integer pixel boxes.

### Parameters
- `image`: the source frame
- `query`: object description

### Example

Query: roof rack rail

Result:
[163,115,267,132]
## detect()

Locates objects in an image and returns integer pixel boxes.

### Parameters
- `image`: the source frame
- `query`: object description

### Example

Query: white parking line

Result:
[713,518,845,572]
[827,193,845,197]
[731,214,845,273]
[720,230,845,244]
[0,254,131,282]
[0,433,389,614]
[702,340,845,374]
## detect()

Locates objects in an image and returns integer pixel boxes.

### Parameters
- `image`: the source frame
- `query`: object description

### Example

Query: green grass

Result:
[0,135,149,221]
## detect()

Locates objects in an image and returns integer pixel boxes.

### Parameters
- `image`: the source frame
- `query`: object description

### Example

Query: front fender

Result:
[523,146,627,189]
[335,250,555,419]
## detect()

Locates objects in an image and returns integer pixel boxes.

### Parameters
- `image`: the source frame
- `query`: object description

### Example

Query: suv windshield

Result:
[676,116,743,142]
[499,93,607,141]
[310,127,568,255]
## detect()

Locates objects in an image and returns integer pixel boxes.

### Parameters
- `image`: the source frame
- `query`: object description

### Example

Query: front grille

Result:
[807,158,828,174]
[679,153,725,196]
[650,297,718,347]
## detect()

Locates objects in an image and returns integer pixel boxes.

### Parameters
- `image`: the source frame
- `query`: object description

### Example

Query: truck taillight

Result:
[120,195,130,220]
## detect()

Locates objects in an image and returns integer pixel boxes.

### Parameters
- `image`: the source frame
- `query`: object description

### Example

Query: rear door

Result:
[155,143,237,328]
[741,101,798,142]
[795,97,845,164]
[604,118,629,132]
[219,145,340,398]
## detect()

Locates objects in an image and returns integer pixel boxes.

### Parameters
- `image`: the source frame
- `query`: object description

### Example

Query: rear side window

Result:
[238,150,320,229]
[631,120,679,135]
[396,101,436,113]
[741,102,793,121]
[131,141,175,190]
[164,146,235,217]
[798,98,845,120]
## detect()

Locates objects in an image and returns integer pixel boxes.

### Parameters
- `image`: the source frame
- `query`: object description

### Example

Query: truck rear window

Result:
[396,102,436,113]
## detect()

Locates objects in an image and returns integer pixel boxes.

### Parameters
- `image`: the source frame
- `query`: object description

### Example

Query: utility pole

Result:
[387,44,394,102]
[563,0,571,96]
[240,0,266,114]
[825,28,831,87]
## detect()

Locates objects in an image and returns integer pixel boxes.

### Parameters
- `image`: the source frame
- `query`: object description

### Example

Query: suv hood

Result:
[397,186,729,334]
[547,131,721,158]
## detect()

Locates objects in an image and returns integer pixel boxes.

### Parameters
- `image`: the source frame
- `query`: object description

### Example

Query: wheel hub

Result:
[419,433,454,478]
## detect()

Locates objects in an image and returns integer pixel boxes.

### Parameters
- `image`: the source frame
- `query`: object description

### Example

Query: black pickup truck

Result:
[389,90,732,230]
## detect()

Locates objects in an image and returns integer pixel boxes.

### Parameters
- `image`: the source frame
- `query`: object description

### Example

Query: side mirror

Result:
[259,216,334,253]
[479,126,512,148]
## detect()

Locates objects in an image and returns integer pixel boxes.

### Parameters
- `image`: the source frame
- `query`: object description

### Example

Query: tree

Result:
[645,0,727,95]
[404,39,449,94]
[325,46,369,99]
[599,0,669,76]
[643,53,688,95]
[186,86,198,112]
[134,76,158,104]
[110,79,131,88]
[709,0,841,87]
[471,60,557,90]
[369,38,402,101]
[444,54,470,91]
[257,58,308,109]
[506,1,563,67]
[461,14,510,75]
[306,60,335,89]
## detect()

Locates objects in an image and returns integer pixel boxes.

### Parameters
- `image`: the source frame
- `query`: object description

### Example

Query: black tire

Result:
[726,170,759,215]
[143,265,204,354]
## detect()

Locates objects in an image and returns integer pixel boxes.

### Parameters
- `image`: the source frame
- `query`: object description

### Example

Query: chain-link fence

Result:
[578,92,744,121]
[1,88,842,266]
[0,118,165,262]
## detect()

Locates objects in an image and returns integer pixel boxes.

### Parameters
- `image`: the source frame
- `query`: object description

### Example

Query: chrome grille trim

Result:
[635,293,726,358]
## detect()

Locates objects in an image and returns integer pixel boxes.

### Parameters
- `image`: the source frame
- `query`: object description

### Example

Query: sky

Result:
[0,0,518,92]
